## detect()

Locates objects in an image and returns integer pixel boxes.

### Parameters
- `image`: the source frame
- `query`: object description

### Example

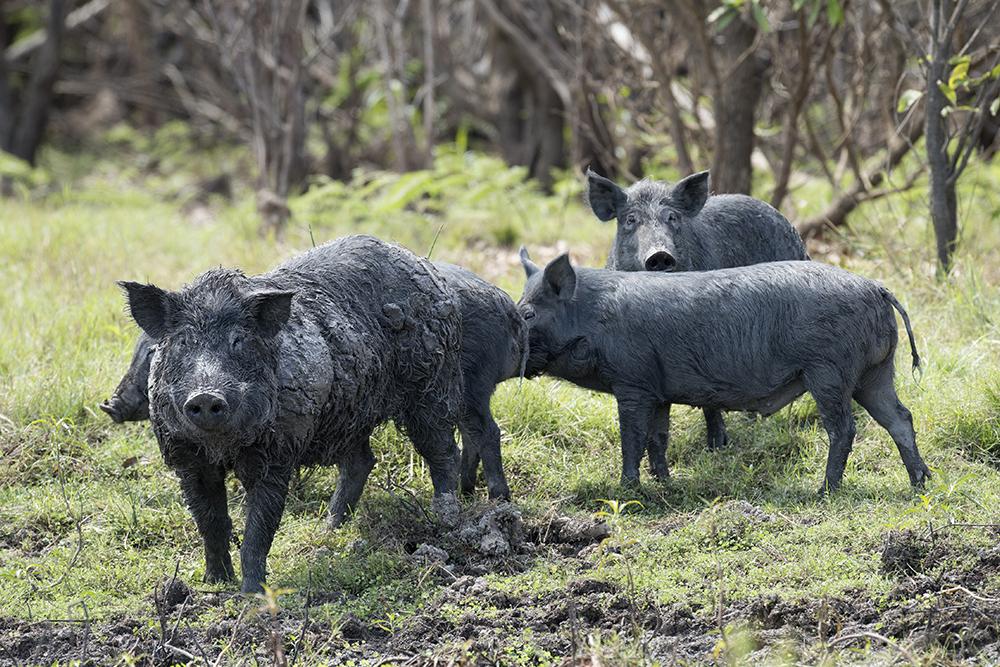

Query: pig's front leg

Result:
[177,463,235,584]
[615,390,658,485]
[647,403,671,479]
[235,463,292,594]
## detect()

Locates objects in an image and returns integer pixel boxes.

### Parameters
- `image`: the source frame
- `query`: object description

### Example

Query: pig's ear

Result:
[671,170,710,216]
[118,281,175,340]
[586,168,626,221]
[543,254,577,300]
[519,246,540,277]
[249,290,295,336]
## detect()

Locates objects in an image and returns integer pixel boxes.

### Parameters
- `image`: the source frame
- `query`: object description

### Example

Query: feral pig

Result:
[105,262,527,503]
[117,235,464,593]
[586,169,809,453]
[518,250,931,493]
[435,263,526,501]
[100,333,155,423]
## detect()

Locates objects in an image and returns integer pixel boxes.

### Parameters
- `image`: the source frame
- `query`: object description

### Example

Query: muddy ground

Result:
[3,505,1000,666]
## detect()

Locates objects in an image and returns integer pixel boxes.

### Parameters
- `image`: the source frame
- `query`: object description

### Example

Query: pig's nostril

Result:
[644,251,676,272]
[184,392,229,430]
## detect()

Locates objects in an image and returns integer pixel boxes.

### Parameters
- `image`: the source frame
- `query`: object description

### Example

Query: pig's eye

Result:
[665,211,678,224]
[521,306,536,321]
[230,334,243,351]
[659,198,669,206]
[623,214,637,229]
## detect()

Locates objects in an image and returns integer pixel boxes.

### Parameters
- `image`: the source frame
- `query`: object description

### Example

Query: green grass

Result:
[1,134,1000,665]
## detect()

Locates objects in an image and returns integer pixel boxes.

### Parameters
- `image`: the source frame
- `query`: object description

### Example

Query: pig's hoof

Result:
[99,401,124,423]
[619,476,642,489]
[910,467,931,489]
[240,580,265,595]
[707,431,729,450]
[816,480,842,497]
[487,486,512,502]
[431,493,461,528]
[326,512,347,531]
[204,567,235,585]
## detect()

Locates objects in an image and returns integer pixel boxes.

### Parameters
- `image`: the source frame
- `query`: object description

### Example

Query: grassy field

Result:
[2,131,1000,665]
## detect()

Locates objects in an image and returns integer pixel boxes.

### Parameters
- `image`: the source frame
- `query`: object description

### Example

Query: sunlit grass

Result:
[1,134,999,663]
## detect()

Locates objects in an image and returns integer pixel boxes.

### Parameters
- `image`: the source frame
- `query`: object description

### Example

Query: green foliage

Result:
[934,55,1000,117]
[711,0,843,32]
[0,150,50,192]
[1,140,1000,663]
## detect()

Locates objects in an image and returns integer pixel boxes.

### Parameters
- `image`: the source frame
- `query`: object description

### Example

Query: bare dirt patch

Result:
[5,511,1000,665]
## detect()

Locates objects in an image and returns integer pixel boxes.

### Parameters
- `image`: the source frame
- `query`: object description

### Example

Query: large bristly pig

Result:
[117,235,464,593]
[105,261,527,502]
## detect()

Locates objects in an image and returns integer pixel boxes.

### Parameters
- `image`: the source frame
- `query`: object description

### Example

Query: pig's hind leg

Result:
[405,417,460,497]
[459,399,511,501]
[853,361,931,489]
[326,437,377,529]
[804,369,857,494]
[646,403,671,479]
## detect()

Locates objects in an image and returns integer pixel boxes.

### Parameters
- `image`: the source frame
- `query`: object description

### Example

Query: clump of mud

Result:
[880,529,928,577]
[380,501,612,577]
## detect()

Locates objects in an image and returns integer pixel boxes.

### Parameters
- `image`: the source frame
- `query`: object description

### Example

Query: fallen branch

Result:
[798,119,925,239]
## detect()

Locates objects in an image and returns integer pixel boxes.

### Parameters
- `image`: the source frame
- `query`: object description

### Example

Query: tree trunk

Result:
[0,11,13,150]
[492,31,566,191]
[925,0,957,274]
[710,14,767,195]
[10,0,68,165]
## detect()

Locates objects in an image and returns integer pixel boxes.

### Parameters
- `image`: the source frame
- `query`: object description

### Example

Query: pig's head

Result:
[586,169,710,272]
[517,248,582,377]
[118,269,294,453]
[100,333,155,423]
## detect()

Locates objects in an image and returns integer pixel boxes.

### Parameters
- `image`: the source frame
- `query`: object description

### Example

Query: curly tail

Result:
[883,289,920,371]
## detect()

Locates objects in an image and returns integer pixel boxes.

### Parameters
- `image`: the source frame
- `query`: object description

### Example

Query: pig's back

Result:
[436,262,525,385]
[690,195,809,268]
[260,235,463,455]
[591,261,899,399]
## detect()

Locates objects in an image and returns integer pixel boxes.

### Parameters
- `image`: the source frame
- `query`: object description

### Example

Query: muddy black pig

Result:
[436,263,526,501]
[116,235,464,593]
[518,250,930,493]
[105,262,526,502]
[586,169,809,457]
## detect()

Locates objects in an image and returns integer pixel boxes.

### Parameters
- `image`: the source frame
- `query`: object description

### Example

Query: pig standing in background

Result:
[101,334,155,423]
[105,261,527,503]
[518,250,930,494]
[116,235,464,593]
[585,169,810,471]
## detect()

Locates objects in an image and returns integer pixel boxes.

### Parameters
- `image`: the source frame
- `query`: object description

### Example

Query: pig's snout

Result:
[644,250,676,272]
[100,398,126,423]
[184,391,230,431]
